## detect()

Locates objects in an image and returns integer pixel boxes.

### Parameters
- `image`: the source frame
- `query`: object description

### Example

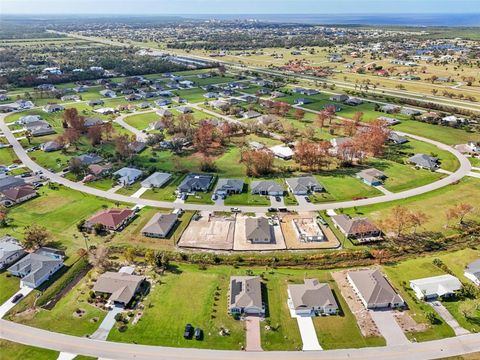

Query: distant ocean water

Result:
[189,13,480,27]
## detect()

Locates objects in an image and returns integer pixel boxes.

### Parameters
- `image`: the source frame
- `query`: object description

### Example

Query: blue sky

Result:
[2,0,479,15]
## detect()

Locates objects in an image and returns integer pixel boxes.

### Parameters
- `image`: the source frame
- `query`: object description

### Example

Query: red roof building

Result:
[85,208,135,231]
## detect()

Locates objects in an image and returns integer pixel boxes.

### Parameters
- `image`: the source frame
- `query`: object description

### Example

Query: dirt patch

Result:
[331,270,381,337]
[393,311,428,333]
[178,211,234,250]
[280,212,340,249]
[73,308,86,318]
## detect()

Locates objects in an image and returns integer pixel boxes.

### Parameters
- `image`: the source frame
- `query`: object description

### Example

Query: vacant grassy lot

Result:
[314,172,383,202]
[342,177,480,235]
[0,340,58,360]
[393,121,480,146]
[124,111,159,131]
[0,186,121,256]
[108,265,246,350]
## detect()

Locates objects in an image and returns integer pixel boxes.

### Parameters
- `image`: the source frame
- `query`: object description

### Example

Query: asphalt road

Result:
[1,319,480,360]
[0,113,472,213]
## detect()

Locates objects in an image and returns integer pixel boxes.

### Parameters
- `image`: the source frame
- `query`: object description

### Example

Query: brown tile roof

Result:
[87,208,134,229]
[2,185,36,202]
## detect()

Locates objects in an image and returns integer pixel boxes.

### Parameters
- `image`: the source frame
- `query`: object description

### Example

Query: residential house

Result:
[345,97,363,106]
[93,271,146,306]
[210,100,229,111]
[25,120,56,137]
[87,99,104,107]
[2,185,37,204]
[18,115,41,125]
[141,213,178,238]
[250,180,284,196]
[156,109,173,118]
[465,260,480,286]
[0,236,26,269]
[41,140,63,152]
[177,173,214,193]
[155,98,171,107]
[331,214,382,241]
[380,104,400,114]
[84,118,104,127]
[286,176,324,195]
[401,108,421,117]
[100,89,116,98]
[114,167,143,186]
[229,276,265,316]
[85,208,135,231]
[245,217,272,243]
[128,141,146,154]
[8,247,64,288]
[75,154,103,166]
[408,154,439,171]
[294,98,313,105]
[330,94,348,102]
[269,145,294,160]
[388,132,408,144]
[347,269,405,309]
[0,175,26,192]
[248,141,265,150]
[176,106,192,114]
[214,179,244,197]
[137,102,150,109]
[410,275,463,300]
[356,168,386,186]
[242,110,261,119]
[287,279,338,316]
[43,104,64,113]
[378,116,401,126]
[141,172,172,188]
[88,163,113,178]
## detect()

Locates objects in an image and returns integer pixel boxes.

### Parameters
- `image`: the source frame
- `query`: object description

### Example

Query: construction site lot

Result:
[280,212,340,249]
[233,215,287,251]
[177,211,235,250]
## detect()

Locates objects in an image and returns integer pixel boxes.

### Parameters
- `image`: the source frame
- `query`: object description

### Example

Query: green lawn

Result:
[393,120,480,146]
[224,180,271,206]
[108,265,245,350]
[470,157,480,167]
[85,178,115,191]
[0,340,58,360]
[0,186,122,257]
[314,172,383,202]
[124,111,159,131]
[0,148,19,165]
[0,272,20,304]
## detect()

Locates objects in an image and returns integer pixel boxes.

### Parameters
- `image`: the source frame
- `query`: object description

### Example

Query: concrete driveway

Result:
[294,195,311,207]
[270,195,285,207]
[245,316,262,351]
[90,306,123,340]
[296,316,322,351]
[369,310,410,346]
[428,301,470,336]
[0,286,33,319]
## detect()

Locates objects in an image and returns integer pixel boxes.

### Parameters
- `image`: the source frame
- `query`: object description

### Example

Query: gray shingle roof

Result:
[288,279,338,310]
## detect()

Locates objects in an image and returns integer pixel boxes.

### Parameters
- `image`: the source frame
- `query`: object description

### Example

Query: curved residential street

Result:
[1,319,480,360]
[0,113,472,213]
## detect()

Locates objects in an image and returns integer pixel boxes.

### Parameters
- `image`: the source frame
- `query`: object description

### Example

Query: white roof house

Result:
[464,260,480,286]
[269,145,294,160]
[114,167,143,186]
[141,172,172,188]
[410,274,462,300]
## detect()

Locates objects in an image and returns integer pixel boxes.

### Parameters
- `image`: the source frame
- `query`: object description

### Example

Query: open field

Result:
[0,339,58,360]
[342,177,480,235]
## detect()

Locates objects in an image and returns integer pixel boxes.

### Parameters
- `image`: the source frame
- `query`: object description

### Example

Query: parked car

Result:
[304,196,311,203]
[194,328,203,340]
[279,207,288,212]
[20,172,32,178]
[11,293,23,303]
[230,207,241,213]
[268,208,277,212]
[211,194,218,201]
[317,216,327,226]
[184,324,193,339]
[275,196,281,202]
